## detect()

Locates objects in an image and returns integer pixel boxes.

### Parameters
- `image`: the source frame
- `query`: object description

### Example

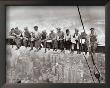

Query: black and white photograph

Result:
[6,6,105,83]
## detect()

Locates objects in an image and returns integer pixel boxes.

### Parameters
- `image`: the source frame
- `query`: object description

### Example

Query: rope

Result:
[75,5,95,83]
[82,52,95,83]
[76,5,101,83]
[77,5,85,32]
[90,52,101,83]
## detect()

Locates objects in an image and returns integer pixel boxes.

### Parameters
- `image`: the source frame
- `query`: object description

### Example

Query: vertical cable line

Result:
[76,5,95,83]
[76,5,101,83]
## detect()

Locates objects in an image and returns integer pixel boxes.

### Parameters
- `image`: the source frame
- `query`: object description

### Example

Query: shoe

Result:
[34,50,37,52]
[55,49,57,51]
[16,47,19,50]
[45,49,47,53]
[85,52,87,55]
[30,49,33,51]
[16,48,19,50]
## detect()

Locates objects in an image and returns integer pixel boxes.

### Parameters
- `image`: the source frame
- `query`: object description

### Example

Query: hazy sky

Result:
[6,6,105,45]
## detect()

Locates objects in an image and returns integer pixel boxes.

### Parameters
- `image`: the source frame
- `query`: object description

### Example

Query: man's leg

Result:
[35,40,39,52]
[30,41,34,50]
[55,40,58,51]
[23,39,28,48]
[44,40,47,53]
[71,43,74,53]
[85,43,88,55]
[58,40,60,50]
[76,42,79,54]
[93,44,96,55]
[38,40,41,50]
[79,43,81,54]
[52,40,54,50]
[15,38,21,50]
[69,41,72,51]
[48,42,51,50]
[61,40,64,51]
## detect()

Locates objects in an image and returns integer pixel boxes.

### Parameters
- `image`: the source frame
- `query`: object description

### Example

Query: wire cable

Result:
[77,5,101,83]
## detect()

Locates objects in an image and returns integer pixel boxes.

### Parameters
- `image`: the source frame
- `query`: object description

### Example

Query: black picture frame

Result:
[0,0,109,88]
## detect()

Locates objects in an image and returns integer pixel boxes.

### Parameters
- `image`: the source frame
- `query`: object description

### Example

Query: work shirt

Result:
[8,30,16,39]
[89,33,97,43]
[34,31,41,40]
[64,34,71,41]
[23,31,31,38]
[41,32,47,40]
[71,35,76,43]
[80,32,87,44]
[14,29,22,39]
[14,29,22,36]
[74,33,80,41]
[48,32,56,40]
[80,32,87,39]
[9,30,15,36]
[57,31,64,40]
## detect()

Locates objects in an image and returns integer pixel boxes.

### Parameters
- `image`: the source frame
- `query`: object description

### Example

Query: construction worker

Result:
[48,29,57,51]
[41,30,48,52]
[30,32,35,51]
[33,26,42,52]
[64,29,71,51]
[74,29,81,54]
[71,33,76,53]
[89,28,97,55]
[56,27,64,52]
[14,27,22,50]
[8,28,16,46]
[23,27,31,48]
[80,31,88,54]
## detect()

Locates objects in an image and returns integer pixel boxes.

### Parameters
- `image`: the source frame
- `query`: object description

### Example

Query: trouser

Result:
[65,40,71,50]
[52,40,58,50]
[90,43,97,54]
[84,43,88,54]
[41,40,47,52]
[71,43,75,50]
[76,40,81,54]
[15,38,22,49]
[41,40,47,48]
[8,38,15,48]
[58,40,64,50]
[35,39,41,49]
[80,43,88,54]
[30,41,35,50]
[23,38,29,48]
[8,36,15,45]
